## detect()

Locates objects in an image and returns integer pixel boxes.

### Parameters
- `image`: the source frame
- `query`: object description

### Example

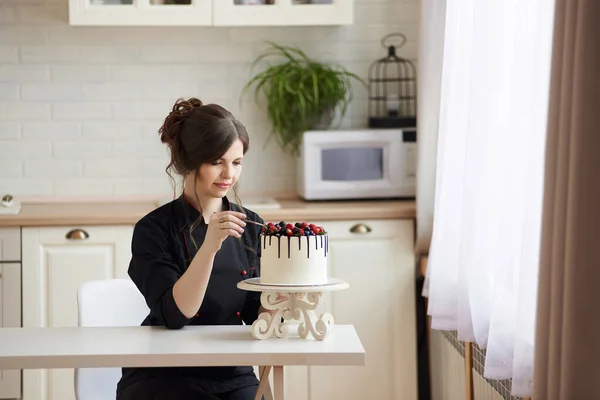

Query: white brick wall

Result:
[0,0,419,198]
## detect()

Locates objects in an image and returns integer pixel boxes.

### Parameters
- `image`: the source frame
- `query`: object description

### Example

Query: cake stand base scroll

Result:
[237,278,349,341]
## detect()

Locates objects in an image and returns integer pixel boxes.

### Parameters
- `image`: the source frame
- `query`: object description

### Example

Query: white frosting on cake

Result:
[259,234,328,285]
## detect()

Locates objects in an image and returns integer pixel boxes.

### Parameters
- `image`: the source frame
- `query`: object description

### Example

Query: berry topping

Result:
[261,221,327,236]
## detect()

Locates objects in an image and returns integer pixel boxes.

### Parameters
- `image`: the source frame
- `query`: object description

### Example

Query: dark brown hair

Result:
[159,97,250,248]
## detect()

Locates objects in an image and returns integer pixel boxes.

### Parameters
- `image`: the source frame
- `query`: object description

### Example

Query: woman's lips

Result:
[214,183,231,189]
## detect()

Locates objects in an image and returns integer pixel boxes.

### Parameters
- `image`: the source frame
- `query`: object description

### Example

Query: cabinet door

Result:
[22,225,134,400]
[68,0,212,26]
[288,219,418,400]
[213,0,352,26]
[0,263,21,399]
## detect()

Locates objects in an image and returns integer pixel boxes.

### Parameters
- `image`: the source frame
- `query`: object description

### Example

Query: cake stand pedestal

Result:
[237,278,349,341]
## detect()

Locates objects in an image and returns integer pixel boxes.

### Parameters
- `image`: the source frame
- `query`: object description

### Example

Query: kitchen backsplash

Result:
[0,0,419,198]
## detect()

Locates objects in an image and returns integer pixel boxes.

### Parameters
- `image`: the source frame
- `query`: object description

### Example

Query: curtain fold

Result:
[533,1,600,398]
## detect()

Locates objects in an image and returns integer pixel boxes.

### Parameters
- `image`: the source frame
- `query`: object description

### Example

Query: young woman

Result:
[116,98,265,400]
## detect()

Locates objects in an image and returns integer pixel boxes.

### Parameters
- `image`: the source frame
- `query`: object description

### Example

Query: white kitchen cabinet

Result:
[68,0,212,26]
[283,219,418,400]
[68,0,352,26]
[213,0,353,27]
[16,217,416,400]
[0,263,21,400]
[21,225,134,400]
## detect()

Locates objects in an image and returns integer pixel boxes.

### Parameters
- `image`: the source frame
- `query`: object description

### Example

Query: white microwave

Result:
[296,129,417,201]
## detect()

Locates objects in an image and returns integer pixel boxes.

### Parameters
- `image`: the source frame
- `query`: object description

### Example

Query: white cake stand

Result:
[237,277,349,341]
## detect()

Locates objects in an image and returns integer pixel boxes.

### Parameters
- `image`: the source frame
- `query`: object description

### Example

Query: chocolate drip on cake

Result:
[260,233,329,259]
[277,236,281,258]
[260,221,328,259]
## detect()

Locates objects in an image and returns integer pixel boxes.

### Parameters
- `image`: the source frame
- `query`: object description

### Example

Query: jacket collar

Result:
[177,194,232,230]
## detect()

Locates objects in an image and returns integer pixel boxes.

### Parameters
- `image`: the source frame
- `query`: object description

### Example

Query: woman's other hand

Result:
[203,211,247,253]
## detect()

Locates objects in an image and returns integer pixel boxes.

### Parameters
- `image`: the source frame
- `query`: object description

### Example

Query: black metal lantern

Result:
[368,33,417,128]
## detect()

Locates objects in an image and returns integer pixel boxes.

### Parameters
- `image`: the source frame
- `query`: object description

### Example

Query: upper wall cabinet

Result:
[68,0,353,26]
[213,0,353,26]
[68,0,213,26]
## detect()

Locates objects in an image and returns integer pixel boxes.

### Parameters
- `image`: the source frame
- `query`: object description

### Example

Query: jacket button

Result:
[235,311,241,317]
[241,270,247,276]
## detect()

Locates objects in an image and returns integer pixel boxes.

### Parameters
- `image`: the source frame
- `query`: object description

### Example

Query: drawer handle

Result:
[66,229,89,240]
[349,223,372,234]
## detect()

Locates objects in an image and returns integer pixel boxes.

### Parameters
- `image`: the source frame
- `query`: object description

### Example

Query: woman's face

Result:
[195,139,244,199]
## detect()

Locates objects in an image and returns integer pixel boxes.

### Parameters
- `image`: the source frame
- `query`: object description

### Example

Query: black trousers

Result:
[117,375,260,400]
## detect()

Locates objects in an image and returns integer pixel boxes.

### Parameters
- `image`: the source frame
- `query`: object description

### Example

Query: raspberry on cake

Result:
[259,221,328,286]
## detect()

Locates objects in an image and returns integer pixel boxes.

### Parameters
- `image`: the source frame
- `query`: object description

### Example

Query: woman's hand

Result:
[202,211,247,254]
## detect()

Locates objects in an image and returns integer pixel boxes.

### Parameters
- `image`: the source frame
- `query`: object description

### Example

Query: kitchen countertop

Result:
[0,198,415,227]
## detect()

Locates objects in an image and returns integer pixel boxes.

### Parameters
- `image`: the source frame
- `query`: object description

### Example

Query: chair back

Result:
[75,278,149,400]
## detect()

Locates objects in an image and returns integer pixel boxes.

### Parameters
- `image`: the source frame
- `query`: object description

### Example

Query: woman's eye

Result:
[211,161,242,166]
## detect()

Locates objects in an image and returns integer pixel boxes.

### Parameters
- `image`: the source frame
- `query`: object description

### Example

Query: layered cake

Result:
[259,221,328,285]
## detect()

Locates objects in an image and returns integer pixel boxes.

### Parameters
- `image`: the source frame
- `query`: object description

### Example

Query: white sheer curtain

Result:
[423,0,556,396]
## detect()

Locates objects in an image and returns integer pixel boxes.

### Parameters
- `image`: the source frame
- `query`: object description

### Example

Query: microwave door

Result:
[312,144,398,199]
[321,147,385,182]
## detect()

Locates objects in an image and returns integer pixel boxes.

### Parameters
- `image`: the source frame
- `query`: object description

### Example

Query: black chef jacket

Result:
[116,194,264,396]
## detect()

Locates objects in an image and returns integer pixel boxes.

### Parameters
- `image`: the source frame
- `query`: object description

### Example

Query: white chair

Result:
[75,278,273,400]
[75,278,149,400]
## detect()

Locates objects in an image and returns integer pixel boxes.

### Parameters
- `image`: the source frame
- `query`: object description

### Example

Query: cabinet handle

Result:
[349,223,372,234]
[66,229,89,240]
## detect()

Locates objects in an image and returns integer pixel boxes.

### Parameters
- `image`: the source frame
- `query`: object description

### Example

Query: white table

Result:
[0,324,365,400]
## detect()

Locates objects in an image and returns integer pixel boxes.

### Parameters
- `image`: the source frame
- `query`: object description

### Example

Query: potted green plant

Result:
[242,42,366,156]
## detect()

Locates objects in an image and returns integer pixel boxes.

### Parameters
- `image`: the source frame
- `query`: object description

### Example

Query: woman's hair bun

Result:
[159,97,204,146]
